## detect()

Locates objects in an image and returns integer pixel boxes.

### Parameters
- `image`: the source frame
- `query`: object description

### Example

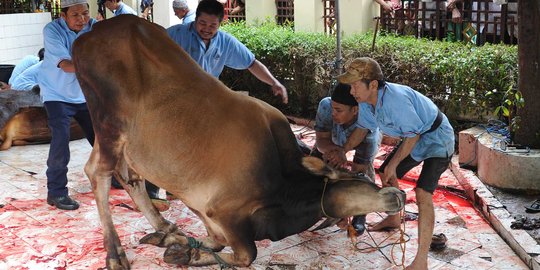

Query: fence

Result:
[0,0,60,19]
[379,0,518,45]
[275,0,293,25]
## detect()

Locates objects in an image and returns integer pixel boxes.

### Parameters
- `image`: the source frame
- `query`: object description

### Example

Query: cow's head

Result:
[302,156,405,217]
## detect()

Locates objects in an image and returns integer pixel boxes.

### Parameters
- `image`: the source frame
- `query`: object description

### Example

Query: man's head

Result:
[104,0,121,12]
[38,48,45,61]
[173,0,189,20]
[337,57,384,105]
[194,0,225,42]
[330,83,358,125]
[60,0,90,33]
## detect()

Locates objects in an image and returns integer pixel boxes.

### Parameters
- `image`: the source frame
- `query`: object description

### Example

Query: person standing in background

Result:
[38,0,97,210]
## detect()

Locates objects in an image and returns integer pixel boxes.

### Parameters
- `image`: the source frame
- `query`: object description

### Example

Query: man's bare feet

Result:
[368,214,401,231]
[404,258,428,270]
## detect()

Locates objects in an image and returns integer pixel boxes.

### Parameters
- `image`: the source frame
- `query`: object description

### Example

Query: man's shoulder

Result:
[167,23,189,33]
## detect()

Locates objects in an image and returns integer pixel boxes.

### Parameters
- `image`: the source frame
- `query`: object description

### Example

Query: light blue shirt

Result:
[8,55,39,85]
[39,17,96,103]
[114,2,137,16]
[166,22,255,77]
[314,97,380,147]
[358,82,455,161]
[183,11,195,24]
[11,62,41,91]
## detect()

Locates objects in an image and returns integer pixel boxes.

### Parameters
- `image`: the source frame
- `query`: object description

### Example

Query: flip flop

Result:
[430,233,447,251]
[525,199,540,213]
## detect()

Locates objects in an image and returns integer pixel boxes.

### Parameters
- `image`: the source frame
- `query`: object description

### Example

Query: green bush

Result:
[220,21,518,123]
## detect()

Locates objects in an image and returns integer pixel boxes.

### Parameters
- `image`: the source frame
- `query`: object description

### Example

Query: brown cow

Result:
[0,89,84,150]
[72,15,405,269]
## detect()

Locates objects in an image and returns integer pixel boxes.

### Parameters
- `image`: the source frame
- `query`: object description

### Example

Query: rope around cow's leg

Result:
[186,237,236,269]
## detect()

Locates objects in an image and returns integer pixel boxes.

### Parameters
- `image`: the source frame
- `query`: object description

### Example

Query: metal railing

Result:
[224,0,245,22]
[379,0,518,45]
[275,0,294,25]
[0,0,61,19]
[322,0,336,35]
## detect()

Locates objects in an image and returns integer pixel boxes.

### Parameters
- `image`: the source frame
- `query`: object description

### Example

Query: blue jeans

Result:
[44,101,94,197]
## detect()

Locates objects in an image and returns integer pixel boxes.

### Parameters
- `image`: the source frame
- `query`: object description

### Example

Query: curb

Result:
[449,156,540,270]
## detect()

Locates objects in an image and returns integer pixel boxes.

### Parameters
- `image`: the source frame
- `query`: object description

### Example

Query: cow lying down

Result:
[0,89,84,150]
[72,15,405,269]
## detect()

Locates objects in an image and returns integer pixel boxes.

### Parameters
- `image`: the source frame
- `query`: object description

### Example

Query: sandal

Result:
[525,199,540,213]
[430,233,447,251]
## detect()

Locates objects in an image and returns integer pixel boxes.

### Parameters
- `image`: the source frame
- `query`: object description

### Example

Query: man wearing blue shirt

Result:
[312,83,381,235]
[11,61,41,91]
[104,0,137,16]
[39,0,97,211]
[173,0,197,24]
[338,57,454,270]
[167,0,288,104]
[8,48,44,86]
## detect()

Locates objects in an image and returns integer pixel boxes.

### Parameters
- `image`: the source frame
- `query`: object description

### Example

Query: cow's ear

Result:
[302,157,336,178]
[302,156,325,172]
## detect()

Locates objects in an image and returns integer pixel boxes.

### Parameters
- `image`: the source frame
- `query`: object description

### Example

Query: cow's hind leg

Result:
[85,143,130,270]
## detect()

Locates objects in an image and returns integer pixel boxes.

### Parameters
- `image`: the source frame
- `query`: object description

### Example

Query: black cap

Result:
[331,83,357,106]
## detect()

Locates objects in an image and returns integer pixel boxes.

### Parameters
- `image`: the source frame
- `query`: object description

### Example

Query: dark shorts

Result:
[379,146,452,194]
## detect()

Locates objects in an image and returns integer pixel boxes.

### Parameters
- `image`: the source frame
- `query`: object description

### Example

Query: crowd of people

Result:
[1,1,458,269]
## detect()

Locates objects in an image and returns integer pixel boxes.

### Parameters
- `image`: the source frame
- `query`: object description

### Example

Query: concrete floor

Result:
[0,124,530,269]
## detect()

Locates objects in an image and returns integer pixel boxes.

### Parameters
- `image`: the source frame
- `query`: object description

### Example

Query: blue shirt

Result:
[183,11,195,24]
[8,55,39,85]
[358,82,455,161]
[166,22,255,77]
[114,2,137,16]
[39,17,96,103]
[314,97,380,148]
[11,62,41,91]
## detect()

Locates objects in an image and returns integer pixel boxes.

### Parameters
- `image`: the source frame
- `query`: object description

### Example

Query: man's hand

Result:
[272,82,288,104]
[380,163,398,187]
[323,148,347,169]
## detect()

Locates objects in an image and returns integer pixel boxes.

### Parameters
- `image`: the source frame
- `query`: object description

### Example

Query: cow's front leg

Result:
[115,156,183,237]
[162,220,256,267]
[85,148,129,270]
[140,232,224,251]
[163,238,256,267]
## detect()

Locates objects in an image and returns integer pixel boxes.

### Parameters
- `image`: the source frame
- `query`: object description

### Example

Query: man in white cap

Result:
[172,0,197,24]
[38,0,97,210]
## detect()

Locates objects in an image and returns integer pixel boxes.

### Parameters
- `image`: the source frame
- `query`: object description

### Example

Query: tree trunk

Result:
[515,0,540,148]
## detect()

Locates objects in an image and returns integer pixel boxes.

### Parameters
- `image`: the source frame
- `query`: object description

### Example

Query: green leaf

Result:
[502,107,510,117]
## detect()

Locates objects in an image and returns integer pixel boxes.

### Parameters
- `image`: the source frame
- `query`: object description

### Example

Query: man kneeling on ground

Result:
[311,82,382,235]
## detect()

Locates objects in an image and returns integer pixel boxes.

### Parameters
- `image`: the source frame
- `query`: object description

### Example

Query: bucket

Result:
[0,64,15,83]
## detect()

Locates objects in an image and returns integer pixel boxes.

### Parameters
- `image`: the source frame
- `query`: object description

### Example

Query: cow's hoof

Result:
[140,231,167,247]
[164,244,191,265]
[107,259,130,270]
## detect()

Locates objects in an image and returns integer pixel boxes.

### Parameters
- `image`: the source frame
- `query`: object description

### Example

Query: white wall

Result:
[153,0,182,29]
[0,13,51,65]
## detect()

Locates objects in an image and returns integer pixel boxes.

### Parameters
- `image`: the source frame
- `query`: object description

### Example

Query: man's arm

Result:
[343,128,368,152]
[315,131,347,168]
[373,0,394,12]
[58,60,76,73]
[315,131,341,154]
[381,134,420,186]
[247,60,288,104]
